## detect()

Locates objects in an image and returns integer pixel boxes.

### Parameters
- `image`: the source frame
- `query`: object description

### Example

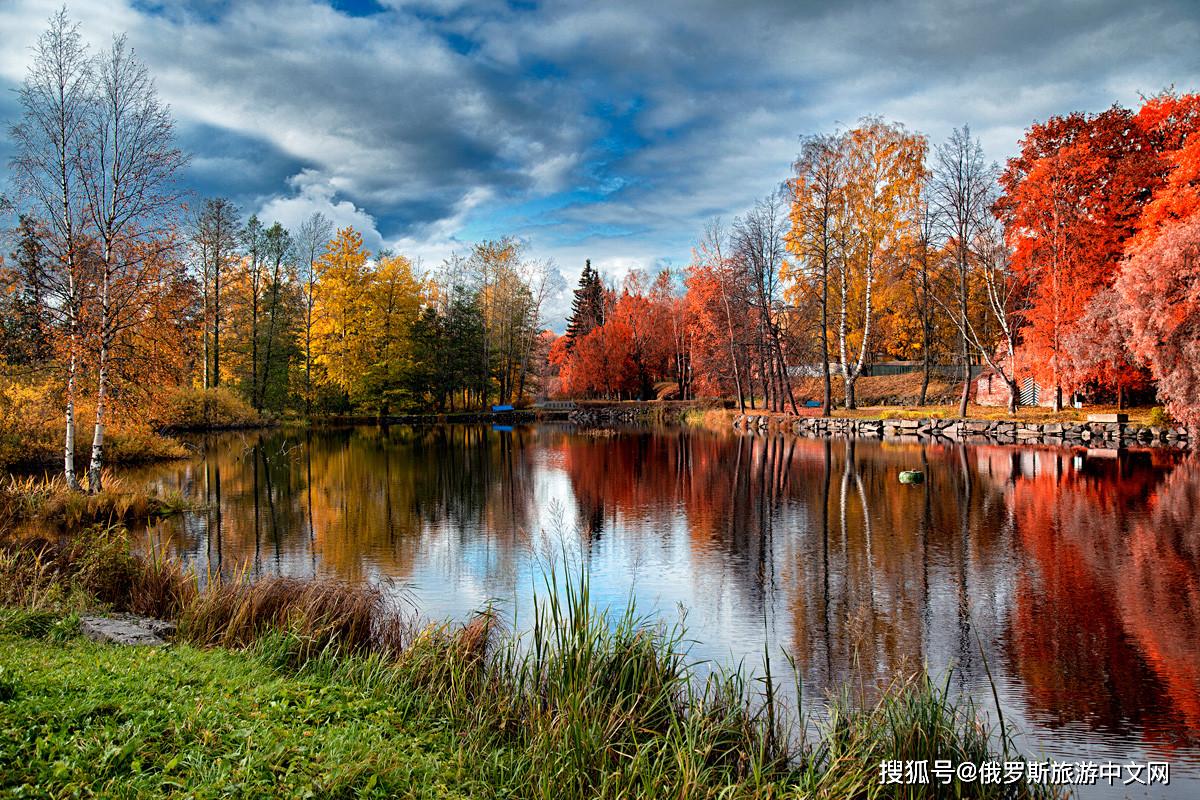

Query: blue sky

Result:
[3,0,1199,326]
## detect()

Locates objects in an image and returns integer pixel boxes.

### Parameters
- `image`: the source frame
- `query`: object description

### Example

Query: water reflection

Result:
[126,425,1200,786]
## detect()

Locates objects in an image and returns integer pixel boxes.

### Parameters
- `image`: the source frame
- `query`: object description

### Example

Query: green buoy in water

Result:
[898,470,925,484]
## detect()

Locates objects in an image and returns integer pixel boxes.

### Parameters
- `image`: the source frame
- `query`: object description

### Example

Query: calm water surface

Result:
[121,424,1199,796]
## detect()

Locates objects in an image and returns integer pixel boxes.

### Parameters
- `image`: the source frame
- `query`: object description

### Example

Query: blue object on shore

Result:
[805,400,821,408]
[491,404,514,413]
[492,425,514,432]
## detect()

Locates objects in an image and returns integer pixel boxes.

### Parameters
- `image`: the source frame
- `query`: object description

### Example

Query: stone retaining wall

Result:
[732,414,1192,449]
[568,406,655,425]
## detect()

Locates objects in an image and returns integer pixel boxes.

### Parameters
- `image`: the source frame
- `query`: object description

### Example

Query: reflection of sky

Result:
[129,427,1200,798]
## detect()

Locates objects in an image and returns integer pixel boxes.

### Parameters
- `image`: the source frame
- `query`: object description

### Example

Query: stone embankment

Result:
[733,414,1192,449]
[568,406,652,425]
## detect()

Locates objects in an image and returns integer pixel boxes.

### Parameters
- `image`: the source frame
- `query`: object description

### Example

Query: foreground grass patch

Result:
[0,532,1063,799]
[0,635,485,799]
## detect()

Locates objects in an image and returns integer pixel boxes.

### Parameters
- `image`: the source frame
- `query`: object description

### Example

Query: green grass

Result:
[0,630,485,798]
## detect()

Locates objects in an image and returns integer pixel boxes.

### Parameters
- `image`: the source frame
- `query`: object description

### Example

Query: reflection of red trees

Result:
[1006,449,1199,753]
[1117,456,1200,748]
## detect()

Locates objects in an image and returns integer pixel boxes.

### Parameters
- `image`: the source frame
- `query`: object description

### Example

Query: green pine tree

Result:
[564,259,605,352]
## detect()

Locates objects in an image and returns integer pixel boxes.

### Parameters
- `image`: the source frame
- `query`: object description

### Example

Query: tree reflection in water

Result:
[127,425,1200,770]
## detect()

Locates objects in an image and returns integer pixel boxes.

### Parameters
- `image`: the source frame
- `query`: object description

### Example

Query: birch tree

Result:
[838,119,926,409]
[8,9,92,490]
[78,34,184,490]
[786,132,848,416]
[930,125,996,417]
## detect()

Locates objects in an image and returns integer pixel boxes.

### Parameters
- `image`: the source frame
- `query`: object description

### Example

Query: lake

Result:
[121,424,1199,796]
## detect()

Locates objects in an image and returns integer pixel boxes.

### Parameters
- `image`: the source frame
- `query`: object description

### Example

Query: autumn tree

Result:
[360,251,422,415]
[1128,91,1200,251]
[1116,214,1200,427]
[8,9,93,489]
[1115,98,1200,428]
[930,125,993,417]
[312,226,370,408]
[997,107,1159,410]
[191,197,240,390]
[836,118,926,409]
[610,271,673,400]
[786,132,848,415]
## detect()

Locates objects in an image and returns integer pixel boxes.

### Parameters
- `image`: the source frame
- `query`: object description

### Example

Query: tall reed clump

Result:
[177,574,399,665]
[0,529,195,617]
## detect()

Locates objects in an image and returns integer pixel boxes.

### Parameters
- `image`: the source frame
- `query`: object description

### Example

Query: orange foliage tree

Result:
[997,106,1166,408]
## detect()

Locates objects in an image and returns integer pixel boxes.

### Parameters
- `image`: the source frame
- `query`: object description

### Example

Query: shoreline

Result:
[732,411,1192,450]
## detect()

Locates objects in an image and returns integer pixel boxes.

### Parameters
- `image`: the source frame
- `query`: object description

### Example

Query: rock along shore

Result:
[732,413,1192,450]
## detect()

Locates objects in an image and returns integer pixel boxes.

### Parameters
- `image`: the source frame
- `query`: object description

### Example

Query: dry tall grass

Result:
[0,473,192,531]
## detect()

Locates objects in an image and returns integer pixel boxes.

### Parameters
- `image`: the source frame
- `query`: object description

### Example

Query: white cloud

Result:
[259,170,385,252]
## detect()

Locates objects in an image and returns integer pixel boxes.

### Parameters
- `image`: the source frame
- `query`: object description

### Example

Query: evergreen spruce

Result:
[564,259,605,351]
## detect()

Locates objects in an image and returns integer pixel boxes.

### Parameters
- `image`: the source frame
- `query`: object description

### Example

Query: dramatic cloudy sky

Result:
[2,0,1198,326]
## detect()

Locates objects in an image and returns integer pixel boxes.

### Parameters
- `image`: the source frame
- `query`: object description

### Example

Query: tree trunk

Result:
[64,321,81,492]
[251,288,260,411]
[919,310,931,406]
[1007,378,1019,415]
[88,246,113,493]
[958,266,970,419]
[844,375,856,411]
[213,265,222,387]
[958,361,970,419]
[821,258,832,417]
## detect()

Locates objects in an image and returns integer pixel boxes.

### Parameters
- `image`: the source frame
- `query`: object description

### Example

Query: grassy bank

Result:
[1,531,1062,799]
[0,380,273,472]
[0,474,193,532]
[0,624,485,798]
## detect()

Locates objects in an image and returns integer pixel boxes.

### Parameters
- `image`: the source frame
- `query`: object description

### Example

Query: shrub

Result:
[0,376,187,469]
[0,377,61,469]
[154,386,262,430]
[1148,406,1173,427]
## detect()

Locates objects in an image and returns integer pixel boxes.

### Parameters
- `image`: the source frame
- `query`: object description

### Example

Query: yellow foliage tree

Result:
[837,118,926,408]
[312,227,370,405]
[361,252,423,414]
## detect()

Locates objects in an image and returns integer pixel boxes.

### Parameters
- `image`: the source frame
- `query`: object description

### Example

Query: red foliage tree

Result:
[997,107,1159,407]
[1116,214,1200,426]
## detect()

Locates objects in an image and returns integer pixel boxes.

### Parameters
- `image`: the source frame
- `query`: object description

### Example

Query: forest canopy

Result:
[3,10,1200,487]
